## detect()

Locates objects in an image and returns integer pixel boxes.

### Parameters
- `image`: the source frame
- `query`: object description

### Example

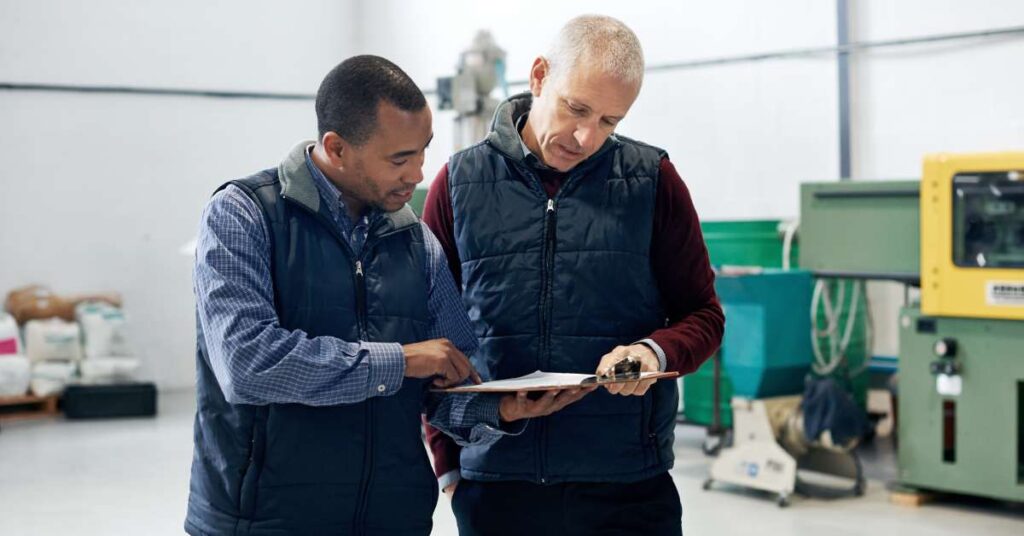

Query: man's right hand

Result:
[403,338,482,388]
[498,386,596,422]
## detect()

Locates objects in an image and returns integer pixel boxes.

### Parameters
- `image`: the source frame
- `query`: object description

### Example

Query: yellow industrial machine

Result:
[800,151,1024,503]
[921,152,1024,320]
[901,152,1024,502]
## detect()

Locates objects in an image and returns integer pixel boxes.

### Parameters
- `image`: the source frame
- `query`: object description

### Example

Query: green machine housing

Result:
[898,308,1024,501]
[799,180,920,279]
[801,179,1024,502]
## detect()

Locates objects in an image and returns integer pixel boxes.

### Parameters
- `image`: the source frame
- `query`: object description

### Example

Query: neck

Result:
[341,195,366,222]
[521,113,546,164]
[311,144,367,221]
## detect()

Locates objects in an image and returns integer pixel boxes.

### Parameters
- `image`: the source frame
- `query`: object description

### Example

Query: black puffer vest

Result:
[451,95,679,484]
[186,142,436,535]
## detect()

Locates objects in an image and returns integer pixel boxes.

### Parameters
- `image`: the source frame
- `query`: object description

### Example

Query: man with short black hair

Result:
[424,16,725,535]
[185,55,588,535]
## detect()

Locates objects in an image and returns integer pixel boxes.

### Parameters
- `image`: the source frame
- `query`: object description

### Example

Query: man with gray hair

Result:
[423,15,724,535]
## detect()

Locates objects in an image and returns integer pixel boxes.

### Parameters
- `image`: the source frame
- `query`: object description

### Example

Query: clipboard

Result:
[433,370,679,393]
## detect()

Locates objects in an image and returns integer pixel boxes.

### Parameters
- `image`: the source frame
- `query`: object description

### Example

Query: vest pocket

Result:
[238,411,267,519]
[261,404,368,486]
[641,393,658,466]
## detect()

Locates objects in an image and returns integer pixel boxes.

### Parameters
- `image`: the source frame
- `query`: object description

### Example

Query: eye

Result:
[565,101,587,116]
[602,118,618,127]
[391,159,408,167]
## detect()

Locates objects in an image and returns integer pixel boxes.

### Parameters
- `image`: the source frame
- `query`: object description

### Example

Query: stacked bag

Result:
[1,286,136,398]
[23,319,79,396]
[75,301,139,382]
[0,313,30,396]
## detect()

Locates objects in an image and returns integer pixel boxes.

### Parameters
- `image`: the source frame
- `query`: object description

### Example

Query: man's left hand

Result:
[595,344,660,396]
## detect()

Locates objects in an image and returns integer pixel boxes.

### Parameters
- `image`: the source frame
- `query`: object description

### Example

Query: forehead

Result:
[366,101,432,150]
[550,66,640,115]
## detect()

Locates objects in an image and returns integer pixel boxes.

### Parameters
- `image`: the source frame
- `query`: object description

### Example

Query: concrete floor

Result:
[0,390,1021,535]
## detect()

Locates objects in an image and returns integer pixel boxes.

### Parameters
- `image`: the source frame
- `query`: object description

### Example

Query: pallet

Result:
[889,485,937,507]
[0,394,60,422]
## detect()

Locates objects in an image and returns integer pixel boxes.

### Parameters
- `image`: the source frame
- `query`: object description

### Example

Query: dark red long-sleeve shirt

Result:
[423,156,725,481]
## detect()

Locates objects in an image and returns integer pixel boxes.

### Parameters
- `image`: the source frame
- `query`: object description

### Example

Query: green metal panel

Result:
[898,306,1024,501]
[701,220,798,268]
[799,181,920,279]
[409,187,428,216]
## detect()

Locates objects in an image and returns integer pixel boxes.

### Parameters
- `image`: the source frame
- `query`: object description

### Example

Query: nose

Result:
[573,124,597,154]
[407,159,425,185]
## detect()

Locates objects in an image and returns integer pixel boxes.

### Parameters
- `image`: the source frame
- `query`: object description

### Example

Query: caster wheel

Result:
[777,495,790,508]
[702,478,713,491]
[701,438,721,456]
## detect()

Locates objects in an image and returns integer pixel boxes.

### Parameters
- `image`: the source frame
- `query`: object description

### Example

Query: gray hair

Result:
[544,15,645,88]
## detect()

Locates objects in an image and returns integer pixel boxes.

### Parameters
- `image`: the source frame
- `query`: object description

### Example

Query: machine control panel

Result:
[933,337,958,358]
[921,152,1024,320]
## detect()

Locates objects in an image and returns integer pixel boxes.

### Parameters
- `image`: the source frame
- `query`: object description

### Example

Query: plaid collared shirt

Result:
[193,146,514,446]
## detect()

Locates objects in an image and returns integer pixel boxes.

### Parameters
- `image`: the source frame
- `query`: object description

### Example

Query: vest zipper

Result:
[354,260,367,337]
[520,166,581,485]
[537,198,557,484]
[352,259,375,535]
[278,197,416,531]
[539,199,556,366]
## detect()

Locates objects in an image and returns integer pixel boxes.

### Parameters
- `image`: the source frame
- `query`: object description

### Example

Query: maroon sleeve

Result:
[422,163,462,290]
[423,414,462,480]
[421,163,463,480]
[647,157,725,375]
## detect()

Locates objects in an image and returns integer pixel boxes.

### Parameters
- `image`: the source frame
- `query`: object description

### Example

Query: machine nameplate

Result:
[986,281,1024,306]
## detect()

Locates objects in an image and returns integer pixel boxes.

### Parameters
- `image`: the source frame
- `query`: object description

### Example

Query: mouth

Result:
[389,189,415,203]
[556,144,584,160]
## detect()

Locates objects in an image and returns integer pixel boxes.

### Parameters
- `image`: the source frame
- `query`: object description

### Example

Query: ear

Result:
[529,57,548,97]
[320,131,349,170]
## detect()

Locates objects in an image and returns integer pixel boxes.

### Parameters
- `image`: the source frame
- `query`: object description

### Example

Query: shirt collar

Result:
[515,113,553,171]
[304,144,379,226]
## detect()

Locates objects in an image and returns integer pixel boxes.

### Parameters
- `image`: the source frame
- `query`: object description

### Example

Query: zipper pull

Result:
[355,260,364,277]
[546,199,555,213]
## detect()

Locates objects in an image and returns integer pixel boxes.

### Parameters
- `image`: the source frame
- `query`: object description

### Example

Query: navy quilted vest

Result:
[187,144,435,536]
[451,94,679,484]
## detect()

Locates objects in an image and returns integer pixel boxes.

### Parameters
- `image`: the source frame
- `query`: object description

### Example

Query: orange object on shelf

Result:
[3,285,122,324]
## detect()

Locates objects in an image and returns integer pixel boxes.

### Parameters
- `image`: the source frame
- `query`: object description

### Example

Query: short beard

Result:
[360,173,388,212]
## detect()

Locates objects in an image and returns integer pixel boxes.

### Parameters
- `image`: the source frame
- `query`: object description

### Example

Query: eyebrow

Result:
[388,133,434,159]
[564,98,624,122]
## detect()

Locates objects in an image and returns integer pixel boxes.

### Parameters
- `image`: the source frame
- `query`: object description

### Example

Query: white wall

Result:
[356,0,839,221]
[849,0,1024,356]
[851,0,1024,180]
[0,0,355,389]
[0,0,353,93]
[3,1,1024,388]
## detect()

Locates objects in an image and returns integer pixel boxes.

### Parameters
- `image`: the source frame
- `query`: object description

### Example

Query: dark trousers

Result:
[451,472,682,536]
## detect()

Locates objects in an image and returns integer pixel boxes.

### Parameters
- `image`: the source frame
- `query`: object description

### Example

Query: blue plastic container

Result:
[716,269,814,398]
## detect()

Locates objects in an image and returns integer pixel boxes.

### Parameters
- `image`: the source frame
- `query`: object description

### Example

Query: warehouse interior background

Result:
[1,0,1023,534]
